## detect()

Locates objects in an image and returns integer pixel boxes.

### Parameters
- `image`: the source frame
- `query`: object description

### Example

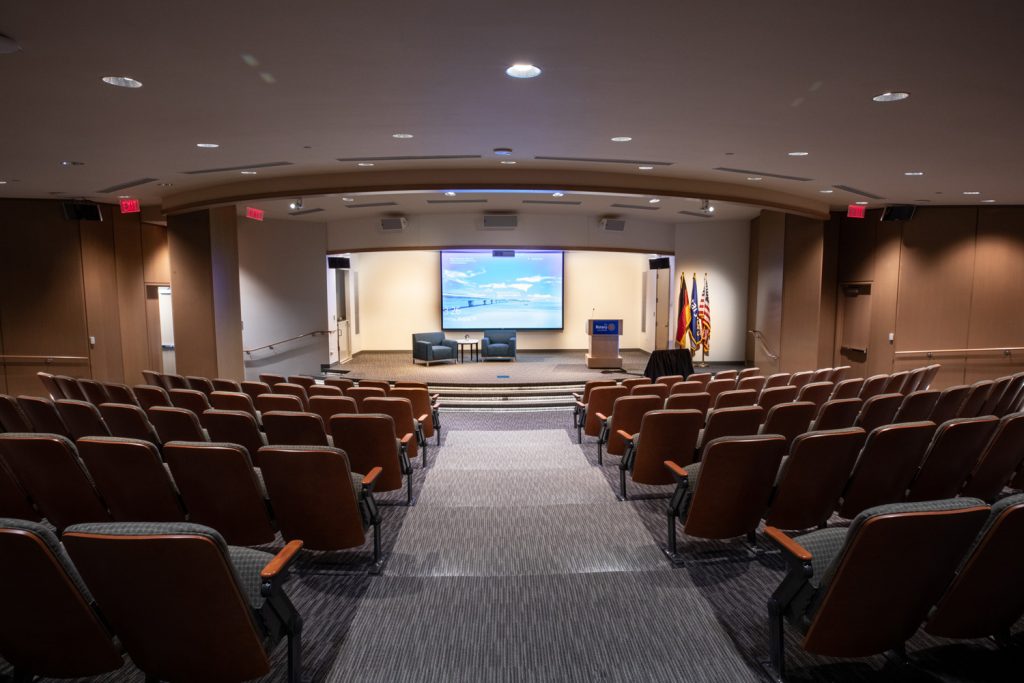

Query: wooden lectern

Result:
[586,319,623,369]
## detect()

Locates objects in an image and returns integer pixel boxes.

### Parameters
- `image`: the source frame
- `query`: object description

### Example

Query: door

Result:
[835,283,871,377]
[655,269,671,350]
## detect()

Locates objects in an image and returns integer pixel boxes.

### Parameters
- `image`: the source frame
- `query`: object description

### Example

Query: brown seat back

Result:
[669,380,704,395]
[202,410,267,467]
[16,396,70,436]
[700,405,764,451]
[364,397,419,460]
[737,367,761,380]
[308,384,344,397]
[286,375,317,391]
[0,520,123,678]
[903,366,929,394]
[763,373,791,390]
[632,409,703,480]
[55,400,110,440]
[760,401,816,451]
[133,384,171,411]
[765,428,866,530]
[77,437,185,522]
[63,524,272,682]
[958,380,994,418]
[800,500,988,658]
[330,414,402,491]
[961,413,1024,501]
[0,394,33,432]
[258,372,286,386]
[809,368,832,384]
[389,387,436,439]
[838,421,937,518]
[272,382,309,410]
[811,398,863,431]
[704,378,734,407]
[262,411,329,447]
[796,382,834,413]
[829,365,852,383]
[78,379,111,405]
[925,494,1024,640]
[621,377,651,389]
[654,374,685,388]
[789,371,813,389]
[309,395,359,426]
[713,389,757,410]
[855,393,903,432]
[140,370,163,387]
[978,375,1014,416]
[186,376,215,395]
[359,379,391,394]
[0,434,110,531]
[162,442,275,545]
[255,392,304,414]
[54,375,87,401]
[858,374,889,400]
[882,370,909,394]
[919,363,941,390]
[161,373,190,390]
[101,382,138,406]
[831,378,864,400]
[149,406,207,443]
[325,377,355,392]
[906,416,1000,501]
[209,390,260,420]
[212,378,241,392]
[606,395,663,456]
[757,386,798,417]
[345,386,387,412]
[714,370,738,383]
[663,392,710,422]
[168,388,212,416]
[258,445,366,550]
[736,376,766,395]
[629,383,669,400]
[395,380,429,391]
[893,390,940,423]
[993,373,1024,416]
[583,386,629,438]
[37,371,64,400]
[98,403,160,445]
[687,372,711,387]
[240,380,272,404]
[684,434,786,538]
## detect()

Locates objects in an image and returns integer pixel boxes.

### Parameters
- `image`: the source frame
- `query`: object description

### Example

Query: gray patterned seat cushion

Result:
[1,517,94,600]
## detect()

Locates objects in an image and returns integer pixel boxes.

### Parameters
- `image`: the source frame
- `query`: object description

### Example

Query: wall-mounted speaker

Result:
[62,201,103,221]
[481,213,518,229]
[379,216,407,231]
[327,256,350,269]
[600,217,626,232]
[880,204,917,222]
[648,256,670,270]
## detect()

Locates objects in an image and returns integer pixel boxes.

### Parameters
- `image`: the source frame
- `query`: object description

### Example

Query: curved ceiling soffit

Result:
[161,168,830,220]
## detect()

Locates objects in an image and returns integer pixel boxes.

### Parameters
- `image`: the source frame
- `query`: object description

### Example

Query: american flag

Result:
[699,274,711,354]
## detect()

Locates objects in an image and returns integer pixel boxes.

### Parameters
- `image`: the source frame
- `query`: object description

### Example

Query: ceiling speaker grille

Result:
[425,199,488,204]
[182,161,293,175]
[344,202,398,208]
[337,155,482,162]
[713,167,812,182]
[379,216,407,231]
[833,184,885,199]
[288,208,325,216]
[481,214,518,229]
[677,210,713,218]
[522,199,583,205]
[96,177,159,193]
[610,203,660,211]
[535,156,672,166]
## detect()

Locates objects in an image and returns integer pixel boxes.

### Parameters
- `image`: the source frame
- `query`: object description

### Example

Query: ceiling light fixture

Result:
[289,198,303,210]
[611,136,632,142]
[357,162,374,167]
[500,160,517,165]
[444,191,456,197]
[904,171,925,176]
[638,166,654,171]
[981,199,996,203]
[101,75,143,88]
[60,160,85,167]
[787,151,809,157]
[341,197,354,202]
[855,201,869,205]
[0,180,7,185]
[157,182,173,187]
[392,133,414,139]
[747,177,763,181]
[240,170,257,175]
[701,199,715,214]
[552,192,564,197]
[196,143,219,148]
[962,191,981,195]
[505,63,541,79]
[873,91,910,102]
[493,147,513,156]
[820,189,834,194]
[648,198,661,204]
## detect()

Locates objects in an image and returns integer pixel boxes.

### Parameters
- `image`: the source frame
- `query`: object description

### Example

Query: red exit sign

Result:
[846,204,866,219]
[119,198,141,214]
[246,206,265,221]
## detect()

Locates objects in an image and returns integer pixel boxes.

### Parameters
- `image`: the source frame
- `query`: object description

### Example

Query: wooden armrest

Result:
[417,413,429,423]
[615,429,635,443]
[575,400,586,408]
[401,433,413,445]
[572,393,582,400]
[432,400,441,409]
[430,393,440,402]
[594,412,608,422]
[663,460,688,478]
[362,466,383,488]
[260,540,304,579]
[764,526,812,562]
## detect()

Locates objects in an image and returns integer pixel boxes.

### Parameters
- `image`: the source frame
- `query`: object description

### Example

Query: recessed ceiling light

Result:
[60,160,85,167]
[610,136,632,142]
[493,147,513,156]
[552,192,564,197]
[638,166,654,171]
[196,143,219,148]
[157,182,173,187]
[981,199,996,203]
[788,151,809,157]
[962,191,981,195]
[444,191,456,197]
[855,201,869,205]
[357,162,375,167]
[500,160,517,165]
[341,197,354,202]
[288,198,303,210]
[904,171,925,176]
[392,133,414,139]
[819,189,834,193]
[240,170,258,175]
[648,198,661,204]
[0,180,7,185]
[873,91,910,102]
[505,63,541,79]
[101,75,142,88]
[746,177,763,181]
[118,195,131,199]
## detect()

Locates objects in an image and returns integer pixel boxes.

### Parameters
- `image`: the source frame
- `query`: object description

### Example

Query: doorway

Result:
[333,269,352,363]
[654,269,671,350]
[835,282,871,376]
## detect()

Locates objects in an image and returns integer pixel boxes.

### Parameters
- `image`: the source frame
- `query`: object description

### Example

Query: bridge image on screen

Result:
[441,250,564,330]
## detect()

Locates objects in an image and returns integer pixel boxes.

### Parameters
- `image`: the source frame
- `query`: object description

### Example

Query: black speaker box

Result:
[649,256,670,270]
[327,256,350,269]
[880,205,916,222]
[62,201,103,221]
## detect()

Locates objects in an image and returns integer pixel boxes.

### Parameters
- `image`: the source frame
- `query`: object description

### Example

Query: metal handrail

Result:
[894,346,1024,359]
[748,329,780,363]
[0,354,89,364]
[244,330,329,355]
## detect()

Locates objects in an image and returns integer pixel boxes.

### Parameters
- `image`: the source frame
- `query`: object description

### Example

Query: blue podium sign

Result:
[591,319,620,335]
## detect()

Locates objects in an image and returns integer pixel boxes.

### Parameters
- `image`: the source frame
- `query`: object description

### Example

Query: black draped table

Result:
[642,349,695,381]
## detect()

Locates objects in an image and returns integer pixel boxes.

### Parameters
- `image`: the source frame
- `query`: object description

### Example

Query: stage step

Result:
[433,383,582,411]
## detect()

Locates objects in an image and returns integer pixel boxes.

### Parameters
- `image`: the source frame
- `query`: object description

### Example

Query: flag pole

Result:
[697,271,708,367]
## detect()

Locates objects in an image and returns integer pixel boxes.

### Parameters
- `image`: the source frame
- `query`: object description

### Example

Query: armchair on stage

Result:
[412,332,458,365]
[481,330,517,361]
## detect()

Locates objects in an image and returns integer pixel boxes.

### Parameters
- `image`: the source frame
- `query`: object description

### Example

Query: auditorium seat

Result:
[161,373,190,390]
[714,369,738,382]
[16,396,70,437]
[133,384,171,411]
[830,377,863,400]
[900,365,929,394]
[595,394,662,465]
[929,384,970,425]
[576,385,629,444]
[765,428,866,530]
[617,409,702,499]
[309,395,359,428]
[854,393,902,432]
[0,433,110,531]
[713,388,757,410]
[703,378,734,408]
[905,416,999,502]
[394,380,439,403]
[36,371,64,400]
[764,498,988,680]
[0,519,124,681]
[358,379,391,395]
[259,445,384,573]
[202,410,268,468]
[210,390,261,422]
[77,378,111,405]
[621,377,651,389]
[273,382,310,410]
[55,399,110,439]
[892,389,940,423]
[287,375,317,391]
[737,367,761,381]
[759,401,817,452]
[0,455,39,520]
[572,380,616,427]
[629,382,669,400]
[789,371,813,389]
[365,396,427,467]
[240,380,272,404]
[663,392,710,423]
[331,413,414,505]
[961,413,1024,501]
[663,434,786,562]
[958,379,994,418]
[810,398,862,431]
[762,373,791,391]
[390,387,441,446]
[98,403,161,446]
[858,374,889,400]
[757,385,798,416]
[654,374,685,388]
[882,370,909,394]
[668,380,704,395]
[795,382,833,413]
[168,388,213,424]
[837,421,937,518]
[149,406,208,443]
[212,377,242,392]
[978,375,1015,417]
[308,384,344,397]
[186,376,215,395]
[992,372,1024,416]
[829,365,851,383]
[141,369,163,387]
[696,405,763,459]
[256,392,305,414]
[809,368,832,384]
[325,377,356,392]
[54,375,87,401]
[345,386,387,412]
[76,436,185,522]
[259,372,286,386]
[0,395,32,432]
[924,493,1024,642]
[262,411,331,447]
[736,375,765,395]
[686,372,711,387]
[162,441,275,545]
[63,522,303,683]
[101,382,138,406]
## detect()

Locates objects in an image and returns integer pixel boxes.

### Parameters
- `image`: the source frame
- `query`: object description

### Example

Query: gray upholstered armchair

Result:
[412,332,458,365]
[481,330,516,360]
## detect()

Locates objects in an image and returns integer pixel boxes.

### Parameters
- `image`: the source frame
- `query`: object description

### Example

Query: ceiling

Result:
[1,0,1021,224]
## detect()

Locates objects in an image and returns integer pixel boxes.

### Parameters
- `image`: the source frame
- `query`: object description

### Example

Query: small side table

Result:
[456,338,479,363]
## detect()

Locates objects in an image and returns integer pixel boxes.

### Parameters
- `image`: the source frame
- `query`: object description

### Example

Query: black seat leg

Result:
[619,467,628,500]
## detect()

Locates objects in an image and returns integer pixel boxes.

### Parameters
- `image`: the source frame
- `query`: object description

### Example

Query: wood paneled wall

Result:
[746,211,785,369]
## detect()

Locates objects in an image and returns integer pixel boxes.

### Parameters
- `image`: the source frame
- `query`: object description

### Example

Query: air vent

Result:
[713,167,813,182]
[677,210,714,219]
[610,203,659,211]
[535,155,672,166]
[481,213,518,230]
[96,177,158,193]
[345,202,398,209]
[522,199,583,205]
[425,199,488,204]
[379,216,408,231]
[833,184,885,199]
[337,155,482,162]
[600,217,626,232]
[288,208,325,216]
[182,161,293,175]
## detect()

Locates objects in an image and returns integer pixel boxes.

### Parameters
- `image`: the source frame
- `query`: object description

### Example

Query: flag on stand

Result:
[675,272,689,348]
[699,274,711,355]
[688,273,702,353]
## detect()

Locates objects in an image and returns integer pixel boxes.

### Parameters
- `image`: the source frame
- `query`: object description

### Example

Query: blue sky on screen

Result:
[441,251,562,302]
